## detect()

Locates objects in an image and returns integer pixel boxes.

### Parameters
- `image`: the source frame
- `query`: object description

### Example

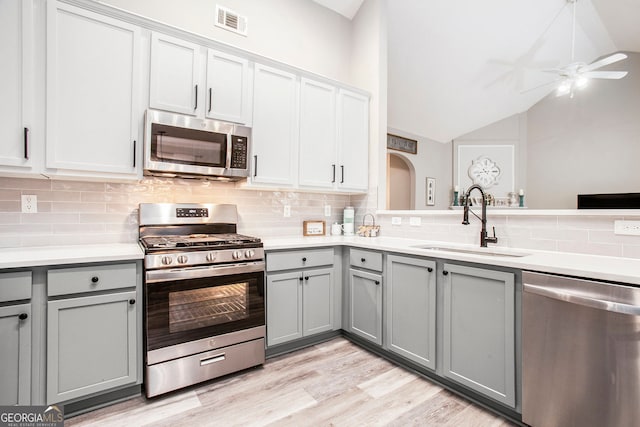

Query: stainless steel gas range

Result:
[138,203,265,398]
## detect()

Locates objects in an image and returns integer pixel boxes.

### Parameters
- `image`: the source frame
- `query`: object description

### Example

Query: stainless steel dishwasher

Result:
[522,271,640,427]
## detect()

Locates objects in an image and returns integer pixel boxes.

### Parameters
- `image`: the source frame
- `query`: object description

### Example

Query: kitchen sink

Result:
[413,245,530,258]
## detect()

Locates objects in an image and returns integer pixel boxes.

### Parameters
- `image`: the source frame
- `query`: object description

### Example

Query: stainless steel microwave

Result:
[143,110,250,181]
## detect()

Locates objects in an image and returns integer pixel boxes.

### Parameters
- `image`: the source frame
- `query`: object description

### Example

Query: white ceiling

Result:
[311,0,364,20]
[387,0,640,142]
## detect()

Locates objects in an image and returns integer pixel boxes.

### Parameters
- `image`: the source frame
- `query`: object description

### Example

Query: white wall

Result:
[99,0,353,82]
[527,51,640,209]
[386,128,452,209]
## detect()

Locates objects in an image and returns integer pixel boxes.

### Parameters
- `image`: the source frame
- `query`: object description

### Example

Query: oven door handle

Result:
[146,261,265,283]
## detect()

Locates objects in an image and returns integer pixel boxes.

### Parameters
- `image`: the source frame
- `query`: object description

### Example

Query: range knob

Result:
[161,256,173,265]
[206,252,217,262]
[245,249,255,259]
[177,255,189,264]
[232,250,243,260]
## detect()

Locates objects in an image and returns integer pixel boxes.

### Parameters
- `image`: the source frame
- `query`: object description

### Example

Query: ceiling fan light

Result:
[556,81,571,96]
[575,76,589,88]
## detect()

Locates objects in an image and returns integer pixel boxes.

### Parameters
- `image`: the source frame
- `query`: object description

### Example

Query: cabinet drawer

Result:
[267,249,333,272]
[0,271,32,303]
[350,249,383,272]
[48,263,137,297]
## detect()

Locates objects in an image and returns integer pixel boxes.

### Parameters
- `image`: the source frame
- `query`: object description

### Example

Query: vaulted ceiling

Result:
[386,0,640,142]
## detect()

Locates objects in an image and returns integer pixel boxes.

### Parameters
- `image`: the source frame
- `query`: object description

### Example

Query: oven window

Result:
[168,282,249,333]
[145,271,264,351]
[151,123,226,167]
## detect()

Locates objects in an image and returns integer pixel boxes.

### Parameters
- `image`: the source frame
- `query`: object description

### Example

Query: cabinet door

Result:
[266,271,302,346]
[337,89,369,192]
[206,50,250,124]
[0,0,33,170]
[149,32,201,116]
[298,78,336,189]
[47,291,137,404]
[46,2,139,177]
[385,255,436,369]
[0,303,31,406]
[442,263,516,407]
[302,267,334,336]
[251,64,298,186]
[348,269,382,345]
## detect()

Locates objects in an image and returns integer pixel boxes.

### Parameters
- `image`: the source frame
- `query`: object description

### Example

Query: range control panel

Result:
[176,208,209,218]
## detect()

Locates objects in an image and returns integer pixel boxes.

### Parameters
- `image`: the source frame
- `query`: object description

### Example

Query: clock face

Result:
[468,157,501,188]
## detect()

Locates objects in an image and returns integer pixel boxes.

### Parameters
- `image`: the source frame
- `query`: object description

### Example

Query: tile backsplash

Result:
[0,177,363,248]
[377,211,640,259]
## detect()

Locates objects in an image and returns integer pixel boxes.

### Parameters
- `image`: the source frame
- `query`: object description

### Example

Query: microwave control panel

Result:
[230,136,248,169]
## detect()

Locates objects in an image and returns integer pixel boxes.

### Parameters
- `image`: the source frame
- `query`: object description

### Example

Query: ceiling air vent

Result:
[215,5,248,36]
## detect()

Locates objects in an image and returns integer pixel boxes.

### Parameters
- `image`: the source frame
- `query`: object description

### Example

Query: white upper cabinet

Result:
[298,78,337,189]
[0,0,35,173]
[149,32,251,124]
[337,89,369,192]
[299,81,369,193]
[46,1,140,178]
[149,33,201,116]
[249,63,298,186]
[206,50,251,124]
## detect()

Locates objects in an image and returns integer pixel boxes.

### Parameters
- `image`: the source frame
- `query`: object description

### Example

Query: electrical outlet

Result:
[409,217,421,226]
[391,217,402,225]
[324,205,331,217]
[283,205,291,217]
[614,220,640,235]
[21,195,37,213]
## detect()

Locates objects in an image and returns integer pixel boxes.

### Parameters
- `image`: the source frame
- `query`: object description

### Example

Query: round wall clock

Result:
[468,156,501,187]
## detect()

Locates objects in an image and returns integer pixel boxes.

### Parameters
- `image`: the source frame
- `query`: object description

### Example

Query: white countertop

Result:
[263,236,640,285]
[0,243,144,269]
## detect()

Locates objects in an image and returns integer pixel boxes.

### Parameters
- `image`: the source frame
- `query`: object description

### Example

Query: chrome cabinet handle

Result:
[332,164,336,183]
[341,165,345,183]
[253,155,258,177]
[208,88,212,113]
[132,140,136,167]
[194,84,198,110]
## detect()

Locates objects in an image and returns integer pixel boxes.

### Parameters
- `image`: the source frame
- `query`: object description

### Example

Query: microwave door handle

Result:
[225,133,232,169]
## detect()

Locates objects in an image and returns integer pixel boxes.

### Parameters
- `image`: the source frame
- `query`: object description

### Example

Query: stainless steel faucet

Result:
[462,184,498,247]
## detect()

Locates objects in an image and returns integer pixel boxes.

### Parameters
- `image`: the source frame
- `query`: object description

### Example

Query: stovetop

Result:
[141,233,261,251]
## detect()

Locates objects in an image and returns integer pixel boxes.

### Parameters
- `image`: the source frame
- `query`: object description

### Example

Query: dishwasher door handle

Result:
[524,283,640,316]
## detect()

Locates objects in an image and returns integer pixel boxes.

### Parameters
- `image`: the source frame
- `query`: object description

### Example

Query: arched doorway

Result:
[387,153,415,210]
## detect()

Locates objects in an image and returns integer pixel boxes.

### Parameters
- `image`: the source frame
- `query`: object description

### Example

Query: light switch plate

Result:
[391,217,402,225]
[283,205,291,217]
[409,217,421,226]
[614,220,640,235]
[324,205,331,217]
[21,195,37,213]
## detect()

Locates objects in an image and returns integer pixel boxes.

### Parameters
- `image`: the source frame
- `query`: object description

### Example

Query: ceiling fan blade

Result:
[582,71,628,79]
[581,53,628,72]
[520,78,562,94]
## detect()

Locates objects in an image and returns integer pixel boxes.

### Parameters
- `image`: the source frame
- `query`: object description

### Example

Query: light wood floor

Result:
[66,337,517,427]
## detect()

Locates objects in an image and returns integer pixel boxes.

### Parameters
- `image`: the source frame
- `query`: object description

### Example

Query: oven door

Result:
[145,262,265,353]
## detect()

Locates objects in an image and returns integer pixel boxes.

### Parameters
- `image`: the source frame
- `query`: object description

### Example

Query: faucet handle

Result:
[486,226,499,244]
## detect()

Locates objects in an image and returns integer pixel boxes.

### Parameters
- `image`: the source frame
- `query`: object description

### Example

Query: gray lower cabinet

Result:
[0,270,32,406]
[46,262,139,404]
[385,255,436,369]
[266,267,334,346]
[348,268,383,345]
[0,303,31,405]
[441,263,516,408]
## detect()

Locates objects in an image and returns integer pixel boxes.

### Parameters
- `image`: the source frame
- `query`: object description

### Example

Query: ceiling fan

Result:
[528,0,628,97]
